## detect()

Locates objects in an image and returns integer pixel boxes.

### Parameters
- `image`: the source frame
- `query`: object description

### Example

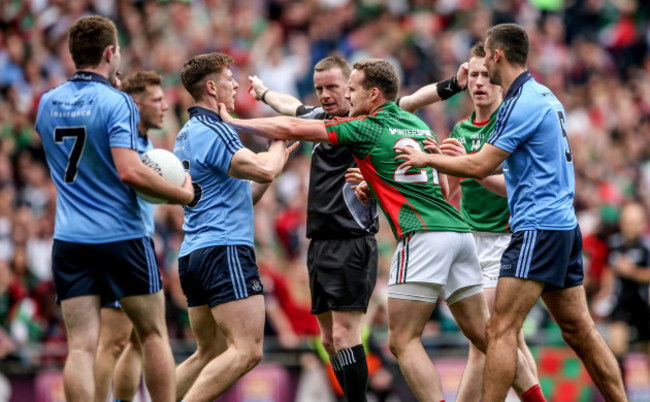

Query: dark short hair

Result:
[314,56,352,81]
[469,41,486,59]
[68,15,118,69]
[352,59,399,101]
[121,71,162,96]
[486,23,529,67]
[181,52,234,100]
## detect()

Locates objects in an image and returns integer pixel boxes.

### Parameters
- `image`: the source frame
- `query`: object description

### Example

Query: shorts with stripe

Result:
[178,245,263,308]
[52,237,161,303]
[499,225,583,291]
[388,231,482,303]
[473,232,511,289]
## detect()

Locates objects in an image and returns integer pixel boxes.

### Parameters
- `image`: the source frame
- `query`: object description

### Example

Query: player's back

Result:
[326,102,469,240]
[35,72,145,244]
[487,72,577,232]
[174,106,253,257]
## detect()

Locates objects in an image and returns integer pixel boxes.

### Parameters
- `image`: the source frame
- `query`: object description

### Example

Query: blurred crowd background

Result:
[0,0,649,400]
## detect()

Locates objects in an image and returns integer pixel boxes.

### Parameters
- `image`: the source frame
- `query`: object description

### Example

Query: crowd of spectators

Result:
[0,0,649,390]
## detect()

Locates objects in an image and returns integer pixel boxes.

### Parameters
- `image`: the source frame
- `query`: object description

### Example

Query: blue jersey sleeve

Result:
[107,92,139,150]
[195,119,244,173]
[487,93,543,153]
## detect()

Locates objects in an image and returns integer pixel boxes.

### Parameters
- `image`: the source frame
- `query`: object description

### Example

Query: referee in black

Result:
[250,57,378,401]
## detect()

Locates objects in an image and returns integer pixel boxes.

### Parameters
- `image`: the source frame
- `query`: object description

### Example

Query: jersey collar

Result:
[371,100,397,114]
[504,71,532,100]
[188,106,222,122]
[69,71,112,86]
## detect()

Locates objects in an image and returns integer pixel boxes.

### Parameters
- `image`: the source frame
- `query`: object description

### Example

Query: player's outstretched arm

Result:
[396,143,508,180]
[229,140,299,184]
[477,174,507,197]
[112,147,194,205]
[219,103,331,143]
[398,63,468,113]
[249,75,302,117]
[249,141,300,203]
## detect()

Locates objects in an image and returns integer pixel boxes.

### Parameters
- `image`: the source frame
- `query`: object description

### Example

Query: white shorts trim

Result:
[388,231,483,302]
[387,282,442,303]
[472,232,511,289]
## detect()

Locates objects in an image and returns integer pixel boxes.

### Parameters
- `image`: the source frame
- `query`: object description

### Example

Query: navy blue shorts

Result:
[52,237,161,303]
[499,226,583,291]
[178,245,263,308]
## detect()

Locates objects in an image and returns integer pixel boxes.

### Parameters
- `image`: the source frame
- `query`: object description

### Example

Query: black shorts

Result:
[611,299,650,341]
[499,226,583,291]
[307,236,378,314]
[52,237,161,304]
[178,245,263,308]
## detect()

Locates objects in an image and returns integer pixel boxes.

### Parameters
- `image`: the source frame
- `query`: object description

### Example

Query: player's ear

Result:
[103,45,114,63]
[370,87,380,102]
[494,48,503,63]
[205,79,217,98]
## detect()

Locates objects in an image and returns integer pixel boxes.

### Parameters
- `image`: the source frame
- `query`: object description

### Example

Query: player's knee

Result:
[321,338,336,357]
[387,330,410,358]
[332,329,358,351]
[486,314,514,342]
[108,338,129,358]
[464,328,487,353]
[239,345,263,372]
[560,318,595,348]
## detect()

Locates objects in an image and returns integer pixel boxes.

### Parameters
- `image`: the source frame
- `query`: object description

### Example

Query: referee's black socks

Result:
[330,355,347,395]
[337,344,368,402]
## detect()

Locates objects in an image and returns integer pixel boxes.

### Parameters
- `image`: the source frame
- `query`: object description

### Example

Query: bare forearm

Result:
[399,83,441,113]
[477,175,507,197]
[229,116,328,143]
[262,90,302,116]
[428,154,493,180]
[251,182,272,204]
[122,164,191,204]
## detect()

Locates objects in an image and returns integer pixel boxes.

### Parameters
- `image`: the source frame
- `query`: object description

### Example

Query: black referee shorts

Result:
[307,236,378,314]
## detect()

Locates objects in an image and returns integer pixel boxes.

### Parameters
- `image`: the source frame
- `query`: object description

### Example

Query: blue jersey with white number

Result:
[173,106,252,257]
[486,72,577,232]
[136,132,155,237]
[35,71,146,243]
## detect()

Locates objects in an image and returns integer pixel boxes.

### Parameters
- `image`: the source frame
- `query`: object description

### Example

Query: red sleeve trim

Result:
[328,130,339,145]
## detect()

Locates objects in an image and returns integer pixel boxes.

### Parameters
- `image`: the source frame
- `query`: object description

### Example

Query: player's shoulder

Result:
[454,115,473,127]
[190,114,236,134]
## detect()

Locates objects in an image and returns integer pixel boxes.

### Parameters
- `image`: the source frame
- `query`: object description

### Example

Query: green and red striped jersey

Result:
[450,109,510,233]
[326,101,469,240]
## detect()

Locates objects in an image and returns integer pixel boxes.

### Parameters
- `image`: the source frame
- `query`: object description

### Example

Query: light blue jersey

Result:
[487,71,577,232]
[173,106,252,257]
[136,132,155,237]
[36,71,146,243]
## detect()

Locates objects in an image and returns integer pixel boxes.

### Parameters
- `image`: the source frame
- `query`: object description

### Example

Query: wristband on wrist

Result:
[261,89,270,103]
[436,75,465,100]
[396,97,402,108]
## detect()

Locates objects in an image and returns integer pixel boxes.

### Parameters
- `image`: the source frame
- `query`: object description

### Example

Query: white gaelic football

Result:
[136,148,186,204]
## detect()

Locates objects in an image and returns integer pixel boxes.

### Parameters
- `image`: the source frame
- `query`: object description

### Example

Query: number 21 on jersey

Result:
[393,137,440,185]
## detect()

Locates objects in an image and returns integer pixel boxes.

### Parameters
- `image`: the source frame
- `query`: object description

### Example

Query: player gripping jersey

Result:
[451,110,509,234]
[326,101,478,296]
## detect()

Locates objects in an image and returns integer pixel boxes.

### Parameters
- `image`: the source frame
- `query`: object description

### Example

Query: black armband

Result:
[436,75,465,100]
[261,89,270,103]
